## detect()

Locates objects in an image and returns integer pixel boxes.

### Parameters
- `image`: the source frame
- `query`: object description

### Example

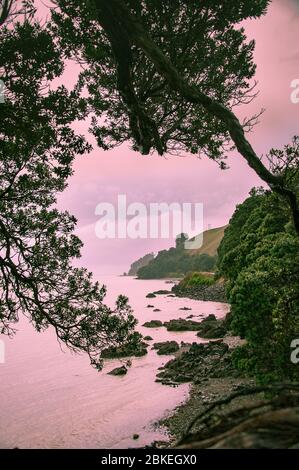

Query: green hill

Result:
[137,225,226,279]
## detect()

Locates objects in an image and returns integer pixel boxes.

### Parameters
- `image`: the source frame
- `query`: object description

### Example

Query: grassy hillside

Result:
[137,225,226,279]
[189,225,228,257]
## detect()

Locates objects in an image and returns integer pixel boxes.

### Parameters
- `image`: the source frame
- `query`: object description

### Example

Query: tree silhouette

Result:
[0,5,137,369]
[52,0,299,234]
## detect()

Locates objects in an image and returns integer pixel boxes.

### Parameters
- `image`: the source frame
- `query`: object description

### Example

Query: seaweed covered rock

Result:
[142,320,163,328]
[146,293,156,298]
[107,366,127,376]
[156,341,234,385]
[196,318,226,339]
[153,341,180,355]
[164,318,203,331]
[153,290,172,295]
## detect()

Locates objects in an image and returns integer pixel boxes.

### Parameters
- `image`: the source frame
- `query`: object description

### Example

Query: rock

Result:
[167,294,176,298]
[132,434,139,440]
[153,290,172,295]
[108,366,127,376]
[223,310,233,329]
[180,341,192,348]
[153,341,179,355]
[156,341,233,385]
[172,282,226,303]
[164,318,203,331]
[153,308,161,312]
[144,336,153,341]
[202,314,217,322]
[201,325,226,339]
[196,318,226,339]
[186,315,194,319]
[142,320,163,328]
[179,307,192,311]
[146,293,156,298]
[146,304,154,308]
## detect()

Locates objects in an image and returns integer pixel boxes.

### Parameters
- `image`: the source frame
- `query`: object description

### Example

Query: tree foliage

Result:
[138,234,217,279]
[52,0,298,235]
[52,0,268,161]
[217,186,299,382]
[0,11,137,369]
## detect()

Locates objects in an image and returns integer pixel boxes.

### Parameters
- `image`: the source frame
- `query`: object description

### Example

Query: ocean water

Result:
[0,275,228,449]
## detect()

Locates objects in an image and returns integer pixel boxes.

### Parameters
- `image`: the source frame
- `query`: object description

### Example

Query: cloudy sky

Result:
[56,0,299,276]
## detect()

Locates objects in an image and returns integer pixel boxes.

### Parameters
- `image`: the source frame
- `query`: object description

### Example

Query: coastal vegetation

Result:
[0,4,137,370]
[127,253,154,276]
[217,187,299,382]
[137,230,221,279]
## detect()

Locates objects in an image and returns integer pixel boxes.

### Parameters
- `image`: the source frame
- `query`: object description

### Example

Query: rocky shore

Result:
[172,281,226,303]
[156,332,261,448]
[151,311,259,447]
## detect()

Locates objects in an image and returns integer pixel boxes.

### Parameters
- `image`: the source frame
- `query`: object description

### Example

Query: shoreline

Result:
[172,281,226,304]
[146,281,233,446]
[159,374,256,447]
[151,299,250,447]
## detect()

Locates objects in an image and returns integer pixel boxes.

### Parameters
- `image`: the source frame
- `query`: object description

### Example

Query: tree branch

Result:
[92,0,299,235]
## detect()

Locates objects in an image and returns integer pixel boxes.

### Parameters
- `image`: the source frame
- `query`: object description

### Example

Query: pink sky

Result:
[56,0,299,275]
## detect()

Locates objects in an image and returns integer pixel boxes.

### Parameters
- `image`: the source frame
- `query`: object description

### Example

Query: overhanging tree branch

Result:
[92,0,299,234]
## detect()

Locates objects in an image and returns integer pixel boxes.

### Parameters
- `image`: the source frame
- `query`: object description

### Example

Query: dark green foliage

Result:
[51,0,269,160]
[217,189,299,381]
[0,16,137,369]
[137,236,217,279]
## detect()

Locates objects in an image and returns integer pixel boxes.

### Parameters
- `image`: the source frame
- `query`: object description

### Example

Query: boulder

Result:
[144,336,153,341]
[153,341,180,355]
[196,318,226,339]
[108,366,127,376]
[142,320,163,328]
[153,290,172,295]
[164,318,203,331]
[202,314,217,322]
[146,293,156,298]
[156,341,233,385]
